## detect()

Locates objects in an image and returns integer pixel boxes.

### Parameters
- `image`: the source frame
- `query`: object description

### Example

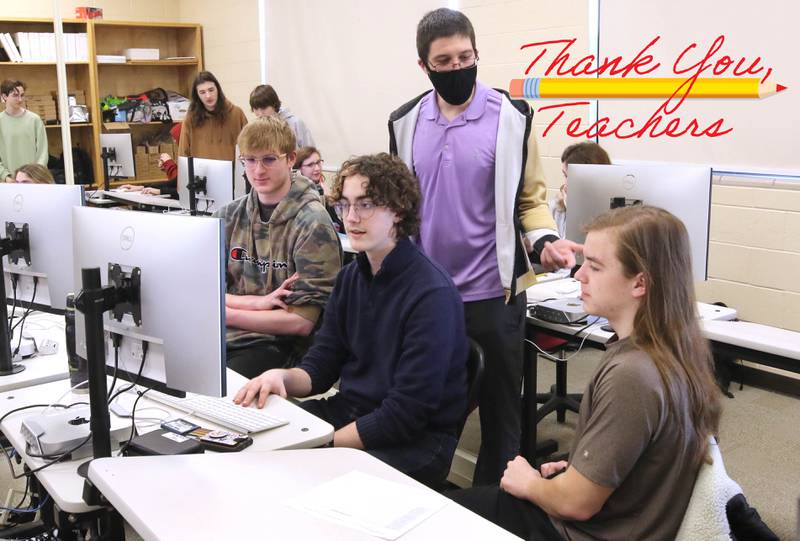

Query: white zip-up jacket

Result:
[389,88,559,302]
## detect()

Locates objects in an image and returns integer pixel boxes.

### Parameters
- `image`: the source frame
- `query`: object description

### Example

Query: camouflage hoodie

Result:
[213,174,341,347]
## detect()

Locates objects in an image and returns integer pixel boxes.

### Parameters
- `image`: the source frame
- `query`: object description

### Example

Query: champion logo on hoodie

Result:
[230,247,288,274]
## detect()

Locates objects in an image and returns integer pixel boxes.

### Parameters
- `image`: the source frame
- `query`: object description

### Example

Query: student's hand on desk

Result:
[540,239,582,271]
[117,184,143,192]
[141,187,161,195]
[233,369,288,408]
[257,272,299,310]
[500,456,541,500]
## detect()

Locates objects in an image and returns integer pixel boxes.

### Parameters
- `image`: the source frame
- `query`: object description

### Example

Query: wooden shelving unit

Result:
[0,18,97,181]
[0,17,203,186]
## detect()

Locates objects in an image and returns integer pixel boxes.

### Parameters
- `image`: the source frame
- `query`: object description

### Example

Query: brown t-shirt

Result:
[551,339,701,541]
[177,100,248,161]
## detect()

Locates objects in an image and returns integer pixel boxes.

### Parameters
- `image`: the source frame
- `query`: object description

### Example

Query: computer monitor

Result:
[177,156,239,214]
[99,133,135,178]
[234,155,248,197]
[1,183,84,312]
[72,206,226,397]
[565,163,711,282]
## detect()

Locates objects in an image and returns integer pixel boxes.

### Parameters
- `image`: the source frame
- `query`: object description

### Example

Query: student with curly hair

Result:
[235,152,468,485]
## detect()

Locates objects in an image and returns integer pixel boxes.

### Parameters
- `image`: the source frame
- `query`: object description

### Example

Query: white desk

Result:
[526,278,738,346]
[92,190,184,210]
[0,370,333,514]
[1,309,70,393]
[88,448,521,541]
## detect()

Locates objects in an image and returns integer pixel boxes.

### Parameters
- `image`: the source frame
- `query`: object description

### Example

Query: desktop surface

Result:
[0,308,70,393]
[88,448,521,541]
[0,369,332,514]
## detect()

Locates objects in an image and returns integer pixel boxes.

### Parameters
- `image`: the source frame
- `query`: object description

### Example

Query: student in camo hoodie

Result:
[213,116,341,379]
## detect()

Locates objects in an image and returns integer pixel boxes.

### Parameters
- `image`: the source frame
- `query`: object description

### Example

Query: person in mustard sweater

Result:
[177,71,247,161]
[0,80,48,182]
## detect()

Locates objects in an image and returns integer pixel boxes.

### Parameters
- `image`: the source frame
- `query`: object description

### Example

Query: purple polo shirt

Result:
[412,81,503,302]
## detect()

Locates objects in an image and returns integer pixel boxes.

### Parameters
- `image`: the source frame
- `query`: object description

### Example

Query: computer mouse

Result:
[555,281,580,295]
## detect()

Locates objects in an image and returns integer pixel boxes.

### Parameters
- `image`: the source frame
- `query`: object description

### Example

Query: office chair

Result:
[535,333,582,424]
[433,338,485,491]
[456,338,485,440]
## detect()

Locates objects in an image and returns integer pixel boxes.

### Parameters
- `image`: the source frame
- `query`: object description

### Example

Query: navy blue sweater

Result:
[297,238,468,448]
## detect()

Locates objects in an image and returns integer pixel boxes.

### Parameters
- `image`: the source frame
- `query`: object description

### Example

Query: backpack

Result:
[49,147,94,185]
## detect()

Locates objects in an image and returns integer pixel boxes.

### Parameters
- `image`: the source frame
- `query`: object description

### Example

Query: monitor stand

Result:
[0,241,25,376]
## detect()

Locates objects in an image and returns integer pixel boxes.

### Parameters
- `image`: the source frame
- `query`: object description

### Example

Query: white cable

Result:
[525,321,605,362]
[41,380,90,415]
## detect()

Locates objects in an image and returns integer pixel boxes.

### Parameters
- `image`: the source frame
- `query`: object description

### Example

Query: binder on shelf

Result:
[1,33,22,62]
[13,32,29,61]
[77,33,88,61]
[29,32,42,61]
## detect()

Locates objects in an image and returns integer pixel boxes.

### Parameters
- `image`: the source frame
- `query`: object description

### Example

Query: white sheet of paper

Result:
[289,470,448,540]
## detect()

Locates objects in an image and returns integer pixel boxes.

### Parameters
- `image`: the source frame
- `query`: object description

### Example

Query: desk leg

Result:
[521,325,558,465]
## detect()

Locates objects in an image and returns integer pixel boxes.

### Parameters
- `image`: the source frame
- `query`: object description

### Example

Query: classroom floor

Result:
[1,349,797,539]
[459,347,800,540]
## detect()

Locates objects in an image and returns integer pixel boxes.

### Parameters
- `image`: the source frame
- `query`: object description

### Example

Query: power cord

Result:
[525,320,605,362]
[107,340,148,405]
[118,386,152,456]
[0,493,50,514]
[106,333,122,402]
[11,277,38,357]
[7,274,18,328]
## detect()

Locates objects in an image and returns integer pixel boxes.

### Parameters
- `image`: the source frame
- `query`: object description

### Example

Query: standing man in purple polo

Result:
[389,8,580,485]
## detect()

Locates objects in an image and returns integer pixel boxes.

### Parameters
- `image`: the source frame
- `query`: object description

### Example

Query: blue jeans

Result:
[301,394,457,486]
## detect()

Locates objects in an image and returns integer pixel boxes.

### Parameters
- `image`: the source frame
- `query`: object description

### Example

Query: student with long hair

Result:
[294,146,343,233]
[450,205,722,541]
[12,163,53,184]
[178,71,248,161]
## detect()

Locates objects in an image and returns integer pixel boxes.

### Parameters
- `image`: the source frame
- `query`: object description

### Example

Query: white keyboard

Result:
[148,392,288,434]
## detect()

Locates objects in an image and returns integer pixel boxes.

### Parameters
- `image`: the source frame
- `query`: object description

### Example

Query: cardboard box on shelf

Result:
[103,122,131,133]
[158,143,176,157]
[134,155,149,178]
[146,144,159,154]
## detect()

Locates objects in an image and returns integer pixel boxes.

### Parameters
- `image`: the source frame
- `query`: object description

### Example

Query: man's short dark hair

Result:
[249,85,281,111]
[561,141,611,165]
[1,80,25,97]
[416,8,477,64]
[331,153,421,238]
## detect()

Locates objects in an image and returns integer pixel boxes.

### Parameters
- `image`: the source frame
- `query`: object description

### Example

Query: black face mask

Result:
[427,64,477,106]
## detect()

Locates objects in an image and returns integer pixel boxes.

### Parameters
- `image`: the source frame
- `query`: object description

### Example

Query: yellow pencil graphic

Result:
[509,77,787,99]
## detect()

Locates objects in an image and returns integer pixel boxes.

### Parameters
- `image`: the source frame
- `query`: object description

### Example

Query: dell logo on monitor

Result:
[622,174,637,190]
[120,226,135,251]
[12,194,23,212]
